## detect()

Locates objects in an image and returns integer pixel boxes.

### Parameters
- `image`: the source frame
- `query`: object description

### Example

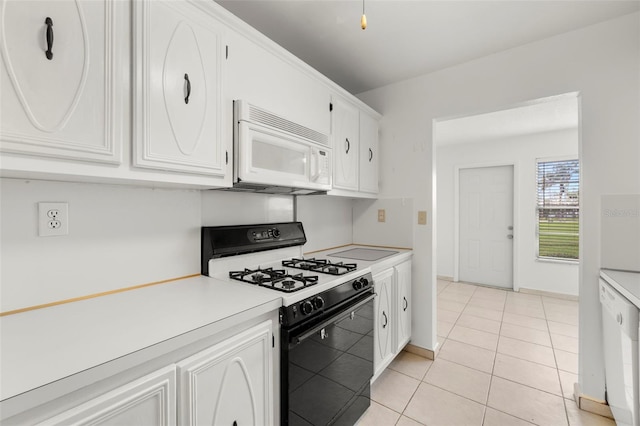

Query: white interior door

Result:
[459,165,514,288]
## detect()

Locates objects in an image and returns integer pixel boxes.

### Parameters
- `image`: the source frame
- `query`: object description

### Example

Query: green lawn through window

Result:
[538,220,579,260]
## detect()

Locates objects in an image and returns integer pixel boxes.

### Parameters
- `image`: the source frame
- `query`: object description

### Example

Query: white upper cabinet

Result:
[332,96,360,191]
[176,321,273,426]
[359,112,379,194]
[133,0,226,177]
[0,0,119,163]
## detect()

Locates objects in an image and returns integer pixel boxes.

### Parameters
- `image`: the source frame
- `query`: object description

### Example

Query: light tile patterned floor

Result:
[358,280,615,426]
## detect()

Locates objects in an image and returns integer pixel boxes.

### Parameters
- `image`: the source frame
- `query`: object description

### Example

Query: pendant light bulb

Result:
[361,0,367,30]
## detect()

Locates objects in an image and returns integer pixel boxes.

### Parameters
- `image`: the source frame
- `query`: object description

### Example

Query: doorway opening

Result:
[433,92,580,295]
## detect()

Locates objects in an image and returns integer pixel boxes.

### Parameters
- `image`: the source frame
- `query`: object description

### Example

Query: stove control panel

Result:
[280,272,374,327]
[251,227,280,241]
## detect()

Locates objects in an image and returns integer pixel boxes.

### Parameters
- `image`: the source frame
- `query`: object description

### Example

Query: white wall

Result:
[0,178,201,312]
[0,180,296,312]
[437,129,579,296]
[353,198,414,249]
[295,195,353,254]
[358,12,640,400]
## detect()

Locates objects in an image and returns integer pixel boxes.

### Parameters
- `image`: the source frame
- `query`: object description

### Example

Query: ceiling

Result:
[216,1,639,94]
[434,94,579,146]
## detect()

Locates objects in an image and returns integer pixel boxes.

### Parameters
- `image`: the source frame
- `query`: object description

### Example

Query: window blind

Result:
[536,159,579,260]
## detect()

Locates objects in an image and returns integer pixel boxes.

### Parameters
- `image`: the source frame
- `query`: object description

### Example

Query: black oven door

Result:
[281,292,375,426]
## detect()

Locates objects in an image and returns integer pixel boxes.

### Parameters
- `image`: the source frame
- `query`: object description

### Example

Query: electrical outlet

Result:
[418,211,427,225]
[378,209,386,222]
[39,202,69,236]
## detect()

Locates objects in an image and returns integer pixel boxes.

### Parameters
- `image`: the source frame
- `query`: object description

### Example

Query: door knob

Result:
[507,235,513,239]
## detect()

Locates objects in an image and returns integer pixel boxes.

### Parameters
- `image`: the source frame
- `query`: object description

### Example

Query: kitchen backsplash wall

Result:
[201,190,293,226]
[353,198,414,248]
[296,195,353,254]
[0,180,300,312]
[0,178,201,312]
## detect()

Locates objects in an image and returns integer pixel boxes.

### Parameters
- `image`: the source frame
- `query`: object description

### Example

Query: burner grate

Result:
[282,258,357,275]
[229,268,319,293]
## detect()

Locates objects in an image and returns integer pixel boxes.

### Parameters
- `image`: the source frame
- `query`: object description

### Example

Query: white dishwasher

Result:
[600,277,639,426]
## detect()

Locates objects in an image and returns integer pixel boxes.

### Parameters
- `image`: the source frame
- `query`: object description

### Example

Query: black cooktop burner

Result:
[282,258,357,276]
[229,268,319,293]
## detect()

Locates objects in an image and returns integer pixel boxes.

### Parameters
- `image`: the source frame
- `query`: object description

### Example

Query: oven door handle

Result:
[294,293,376,345]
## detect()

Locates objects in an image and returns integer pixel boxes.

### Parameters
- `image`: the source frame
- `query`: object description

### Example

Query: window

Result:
[536,159,579,260]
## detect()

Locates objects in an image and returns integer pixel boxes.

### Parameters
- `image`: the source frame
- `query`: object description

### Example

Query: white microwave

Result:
[233,100,332,194]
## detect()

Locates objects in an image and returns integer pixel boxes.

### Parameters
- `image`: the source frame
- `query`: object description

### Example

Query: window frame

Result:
[535,156,580,262]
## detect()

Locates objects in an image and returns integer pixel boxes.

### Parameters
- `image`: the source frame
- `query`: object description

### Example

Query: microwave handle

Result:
[311,149,321,181]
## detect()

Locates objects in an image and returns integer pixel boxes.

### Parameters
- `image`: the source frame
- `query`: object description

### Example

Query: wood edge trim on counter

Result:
[0,274,201,317]
[303,243,413,256]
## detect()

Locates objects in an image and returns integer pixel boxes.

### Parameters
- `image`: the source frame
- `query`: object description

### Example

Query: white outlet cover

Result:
[38,202,69,237]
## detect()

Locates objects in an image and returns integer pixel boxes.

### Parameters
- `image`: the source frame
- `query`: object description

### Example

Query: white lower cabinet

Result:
[373,259,413,379]
[37,366,176,426]
[373,268,394,374]
[176,320,273,426]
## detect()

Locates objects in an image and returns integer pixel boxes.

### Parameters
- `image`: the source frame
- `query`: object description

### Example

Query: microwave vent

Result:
[247,104,329,146]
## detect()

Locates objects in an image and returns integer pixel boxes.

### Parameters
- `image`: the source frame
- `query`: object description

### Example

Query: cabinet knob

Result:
[45,17,54,60]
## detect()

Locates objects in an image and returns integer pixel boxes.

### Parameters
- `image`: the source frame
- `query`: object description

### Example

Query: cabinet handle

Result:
[233,422,237,426]
[382,311,387,328]
[45,17,54,60]
[184,73,191,104]
[403,297,408,311]
[369,148,373,162]
[345,138,350,154]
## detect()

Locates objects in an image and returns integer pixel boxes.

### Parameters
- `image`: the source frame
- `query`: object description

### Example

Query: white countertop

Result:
[307,245,413,276]
[600,269,640,308]
[0,275,282,402]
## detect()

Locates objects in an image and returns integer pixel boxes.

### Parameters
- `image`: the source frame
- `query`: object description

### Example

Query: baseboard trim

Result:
[405,343,437,360]
[519,287,579,301]
[437,275,454,282]
[573,383,614,419]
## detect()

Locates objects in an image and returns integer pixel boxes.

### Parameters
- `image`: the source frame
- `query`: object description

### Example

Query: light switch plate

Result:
[418,211,427,225]
[378,209,386,222]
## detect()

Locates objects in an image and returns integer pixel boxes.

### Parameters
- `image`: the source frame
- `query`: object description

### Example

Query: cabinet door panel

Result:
[177,321,272,426]
[332,98,359,190]
[359,113,379,194]
[0,0,119,163]
[37,366,176,426]
[373,270,393,375]
[134,0,224,176]
[395,260,412,351]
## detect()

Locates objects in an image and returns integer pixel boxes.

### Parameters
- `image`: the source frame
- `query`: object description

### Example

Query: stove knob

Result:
[272,228,281,238]
[301,300,314,315]
[313,296,325,310]
[361,278,369,287]
[353,279,363,290]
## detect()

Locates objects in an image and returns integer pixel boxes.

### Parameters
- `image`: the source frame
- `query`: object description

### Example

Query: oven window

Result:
[252,139,306,176]
[287,299,374,425]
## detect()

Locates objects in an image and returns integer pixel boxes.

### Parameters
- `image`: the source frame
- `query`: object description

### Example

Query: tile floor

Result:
[358,280,615,426]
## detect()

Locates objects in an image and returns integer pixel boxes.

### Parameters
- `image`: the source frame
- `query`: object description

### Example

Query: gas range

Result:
[201,222,374,425]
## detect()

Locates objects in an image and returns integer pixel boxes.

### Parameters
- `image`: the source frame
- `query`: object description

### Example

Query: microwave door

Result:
[238,122,311,187]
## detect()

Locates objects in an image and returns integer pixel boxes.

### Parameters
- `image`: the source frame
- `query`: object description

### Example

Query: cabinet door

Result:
[373,269,394,377]
[332,97,359,190]
[0,0,119,164]
[134,0,225,176]
[177,321,273,426]
[395,260,412,351]
[359,113,379,194]
[37,366,176,426]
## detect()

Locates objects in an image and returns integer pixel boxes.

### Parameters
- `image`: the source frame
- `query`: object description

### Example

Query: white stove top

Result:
[207,247,370,306]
